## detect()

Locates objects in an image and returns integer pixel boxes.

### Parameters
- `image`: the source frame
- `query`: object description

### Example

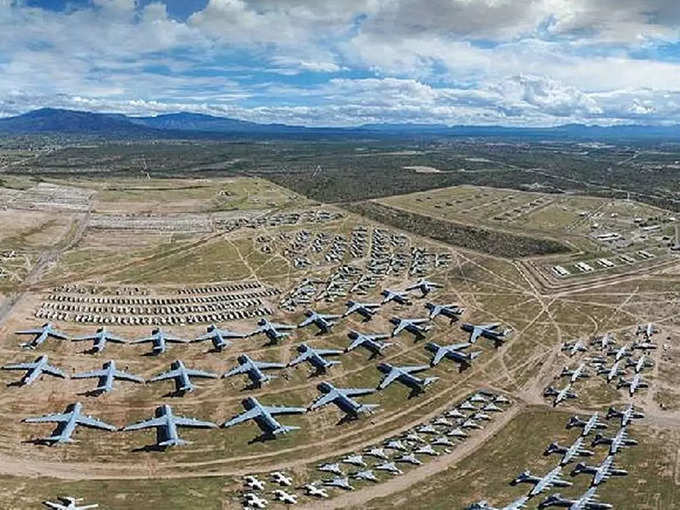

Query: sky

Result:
[1,0,680,126]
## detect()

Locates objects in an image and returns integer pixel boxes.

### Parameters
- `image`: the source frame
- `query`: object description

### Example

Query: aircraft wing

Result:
[76,414,117,431]
[123,416,166,431]
[224,364,251,377]
[469,328,482,343]
[24,412,71,423]
[192,332,216,342]
[378,370,401,389]
[432,348,447,366]
[272,323,296,330]
[223,408,262,428]
[172,416,217,428]
[342,387,375,397]
[346,338,364,351]
[310,392,336,409]
[150,369,182,382]
[288,352,310,366]
[316,349,343,356]
[401,365,430,373]
[72,334,97,341]
[131,336,155,344]
[185,368,218,379]
[50,329,69,339]
[73,369,106,379]
[254,361,286,370]
[392,322,406,335]
[2,362,35,370]
[264,405,307,415]
[165,335,187,343]
[106,333,128,343]
[114,370,145,383]
[298,317,314,327]
[16,328,44,335]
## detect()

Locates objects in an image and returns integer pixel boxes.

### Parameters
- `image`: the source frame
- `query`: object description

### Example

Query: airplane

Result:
[544,437,594,465]
[538,487,612,509]
[461,323,509,345]
[591,333,616,350]
[149,360,218,394]
[626,355,653,373]
[244,475,265,490]
[303,484,328,498]
[345,330,393,357]
[249,318,296,344]
[343,300,381,320]
[404,432,426,443]
[23,402,116,444]
[425,341,480,368]
[405,279,443,297]
[342,454,366,467]
[432,436,454,447]
[2,355,66,386]
[636,322,658,339]
[244,492,268,509]
[469,392,490,403]
[483,402,503,412]
[72,360,144,394]
[309,381,379,419]
[632,339,658,350]
[459,401,477,411]
[597,360,624,383]
[607,344,632,362]
[318,463,344,476]
[298,310,340,333]
[395,453,422,465]
[353,469,378,482]
[425,302,464,322]
[380,289,411,306]
[414,444,439,456]
[561,341,587,357]
[494,394,511,404]
[365,447,389,460]
[566,413,608,437]
[389,317,431,339]
[223,397,306,437]
[607,404,644,427]
[322,477,354,490]
[42,496,99,510]
[384,439,408,451]
[447,427,469,438]
[433,417,453,427]
[192,324,246,351]
[511,466,572,497]
[446,408,466,418]
[131,329,187,355]
[288,343,343,373]
[617,373,648,396]
[376,363,438,394]
[71,328,127,353]
[467,497,529,510]
[273,489,297,504]
[560,363,591,383]
[374,461,402,475]
[571,455,627,486]
[271,471,292,486]
[417,423,439,434]
[544,384,577,406]
[592,427,637,454]
[223,354,285,387]
[461,418,483,430]
[122,404,217,447]
[17,323,69,349]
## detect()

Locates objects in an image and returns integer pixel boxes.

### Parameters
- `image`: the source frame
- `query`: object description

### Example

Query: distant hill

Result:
[0,108,156,135]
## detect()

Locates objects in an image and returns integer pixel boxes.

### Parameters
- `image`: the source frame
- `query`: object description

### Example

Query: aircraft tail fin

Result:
[468,351,482,361]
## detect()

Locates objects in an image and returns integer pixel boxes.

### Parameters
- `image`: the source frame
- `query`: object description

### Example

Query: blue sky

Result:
[2,0,680,126]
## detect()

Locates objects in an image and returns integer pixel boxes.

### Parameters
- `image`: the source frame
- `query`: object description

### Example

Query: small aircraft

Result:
[425,302,464,322]
[249,318,296,344]
[343,300,381,320]
[273,489,297,504]
[17,323,69,349]
[149,360,218,394]
[384,439,408,451]
[131,329,187,355]
[374,461,402,475]
[72,360,144,394]
[288,343,343,373]
[425,341,479,368]
[364,447,389,460]
[617,373,648,396]
[223,354,285,387]
[243,492,268,509]
[192,324,246,351]
[380,289,411,306]
[322,477,354,491]
[270,471,293,486]
[544,437,594,465]
[376,363,438,394]
[298,310,341,333]
[121,404,217,447]
[405,279,443,297]
[23,402,116,444]
[511,466,572,497]
[71,328,127,353]
[432,436,454,447]
[303,484,328,498]
[308,381,378,419]
[538,487,612,509]
[572,455,627,486]
[318,463,344,476]
[341,454,366,467]
[42,496,99,510]
[544,384,577,406]
[345,330,393,357]
[223,397,306,437]
[414,444,439,456]
[395,453,422,465]
[566,413,608,437]
[244,475,265,490]
[561,341,587,357]
[353,469,379,482]
[461,323,509,345]
[2,355,66,386]
[607,404,644,427]
[560,363,591,383]
[389,317,431,339]
[592,427,637,455]
[447,427,469,438]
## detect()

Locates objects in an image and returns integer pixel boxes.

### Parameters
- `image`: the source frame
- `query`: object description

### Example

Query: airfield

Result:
[0,175,679,509]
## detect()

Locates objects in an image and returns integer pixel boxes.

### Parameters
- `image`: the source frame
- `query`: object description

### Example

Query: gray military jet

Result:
[380,289,411,306]
[545,437,594,465]
[376,363,438,394]
[323,477,354,491]
[122,404,217,447]
[308,381,379,419]
[343,301,381,320]
[72,360,144,394]
[617,373,648,396]
[561,341,588,357]
[132,329,187,355]
[353,469,379,482]
[627,355,654,374]
[607,344,632,362]
[288,343,343,373]
[223,397,306,437]
[2,355,66,386]
[17,323,69,349]
[636,322,658,339]
[149,360,218,394]
[389,317,431,339]
[298,310,340,333]
[461,323,509,345]
[538,487,612,509]
[592,427,637,454]
[72,328,127,353]
[425,341,480,368]
[346,330,393,357]
[364,447,389,460]
[572,455,627,486]
[43,496,99,510]
[560,363,591,383]
[591,333,616,350]
[466,497,529,510]
[249,318,296,344]
[374,461,402,475]
[567,413,607,437]
[405,279,443,297]
[607,404,644,427]
[303,484,329,498]
[632,339,658,351]
[597,360,624,383]
[425,302,464,322]
[318,462,344,476]
[192,324,246,352]
[544,384,577,406]
[223,354,285,387]
[511,466,572,497]
[23,402,116,445]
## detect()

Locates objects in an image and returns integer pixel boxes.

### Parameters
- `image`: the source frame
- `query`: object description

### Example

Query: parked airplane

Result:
[592,427,637,454]
[567,413,608,437]
[192,324,246,351]
[364,447,389,460]
[244,475,265,490]
[308,381,378,418]
[544,384,577,406]
[374,461,402,475]
[607,404,644,427]
[353,469,378,482]
[632,340,658,351]
[607,344,632,362]
[43,496,99,510]
[561,341,587,357]
[432,436,454,447]
[271,472,292,486]
[511,466,572,497]
[384,439,408,451]
[132,329,187,355]
[617,373,648,396]
[405,279,443,297]
[273,489,297,504]
[545,437,594,465]
[425,302,464,322]
[72,328,127,353]
[303,484,328,498]
[376,363,438,394]
[244,493,268,509]
[298,310,340,333]
[467,497,529,510]
[572,455,627,486]
[72,360,144,394]
[288,343,343,373]
[342,454,366,467]
[380,289,411,306]
[395,453,422,465]
[17,323,68,349]
[224,354,285,387]
[318,463,344,476]
[538,487,612,509]
[591,333,616,350]
[415,444,439,456]
[343,301,380,320]
[149,360,217,394]
[122,404,217,447]
[389,317,431,339]
[597,360,624,383]
[345,330,393,357]
[249,318,296,344]
[322,477,354,490]
[461,323,509,345]
[425,341,479,368]
[636,323,658,339]
[23,402,116,444]
[2,355,66,386]
[561,363,591,383]
[626,355,653,373]
[223,397,305,437]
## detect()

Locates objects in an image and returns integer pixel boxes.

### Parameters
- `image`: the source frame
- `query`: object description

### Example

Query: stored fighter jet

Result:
[223,397,306,437]
[2,355,66,386]
[17,323,68,349]
[323,477,354,490]
[636,322,658,339]
[273,489,297,504]
[122,404,217,447]
[432,436,454,447]
[544,384,577,406]
[271,472,292,486]
[405,279,443,297]
[376,363,438,394]
[426,341,480,368]
[342,454,366,467]
[626,355,653,373]
[192,324,246,352]
[380,289,411,306]
[288,343,343,373]
[149,360,218,394]
[244,475,265,490]
[343,300,381,320]
[384,439,408,451]
[561,363,591,383]
[538,487,612,509]
[461,323,508,345]
[298,310,340,333]
[467,497,529,510]
[132,329,187,355]
[244,493,268,509]
[395,453,422,465]
[607,404,644,427]
[389,317,431,339]
[572,455,627,486]
[364,447,389,460]
[415,444,439,456]
[71,328,127,353]
[353,469,378,482]
[318,463,344,476]
[545,437,594,465]
[511,466,572,497]
[561,341,587,357]
[425,302,464,322]
[72,360,144,394]
[224,354,285,387]
[346,330,393,357]
[567,413,607,437]
[249,318,296,344]
[591,333,616,350]
[597,360,624,383]
[303,484,328,498]
[308,381,378,418]
[23,402,116,444]
[592,427,637,454]
[617,373,648,396]
[43,496,99,510]
[374,461,402,475]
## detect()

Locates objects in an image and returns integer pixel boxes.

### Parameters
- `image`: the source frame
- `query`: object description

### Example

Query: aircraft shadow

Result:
[132,443,168,453]
[6,380,24,388]
[248,432,277,445]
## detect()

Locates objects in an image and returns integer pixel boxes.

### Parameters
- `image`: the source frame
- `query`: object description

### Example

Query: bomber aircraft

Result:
[607,405,644,427]
[607,344,632,362]
[561,341,587,357]
[561,363,591,383]
[343,300,381,320]
[511,466,572,497]
[591,333,616,350]
[192,324,246,351]
[389,316,431,339]
[628,355,654,373]
[132,329,187,355]
[425,302,464,322]
[2,355,66,386]
[467,497,529,510]
[544,384,577,406]
[425,341,480,368]
[71,328,127,353]
[72,360,144,394]
[17,323,68,349]
[224,354,285,387]
[122,404,217,447]
[288,343,343,373]
[149,360,218,394]
[571,455,627,486]
[43,496,99,510]
[617,373,648,396]
[636,322,658,339]
[592,427,637,454]
[380,289,411,306]
[23,402,116,445]
[308,381,378,419]
[249,318,296,344]
[538,487,612,509]
[298,310,340,333]
[461,323,509,345]
[567,413,608,437]
[405,278,443,297]
[223,397,306,437]
[376,363,438,394]
[544,437,594,465]
[345,330,393,357]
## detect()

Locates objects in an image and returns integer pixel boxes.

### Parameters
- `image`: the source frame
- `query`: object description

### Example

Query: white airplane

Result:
[395,453,422,465]
[431,436,454,447]
[447,427,469,438]
[607,404,644,427]
[544,384,577,406]
[343,300,381,320]
[567,413,608,437]
[364,447,389,460]
[607,344,632,362]
[43,496,99,510]
[538,487,612,509]
[272,489,297,504]
[597,360,624,383]
[303,484,328,498]
[323,477,354,490]
[560,363,590,383]
[636,322,658,339]
[511,466,572,497]
[384,439,408,451]
[417,423,439,434]
[626,355,653,373]
[2,355,66,386]
[341,454,366,467]
[244,475,265,490]
[592,427,637,455]
[374,461,402,475]
[405,279,443,297]
[270,471,292,486]
[414,444,439,456]
[244,492,268,508]
[617,373,648,396]
[353,469,379,482]
[318,463,344,476]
